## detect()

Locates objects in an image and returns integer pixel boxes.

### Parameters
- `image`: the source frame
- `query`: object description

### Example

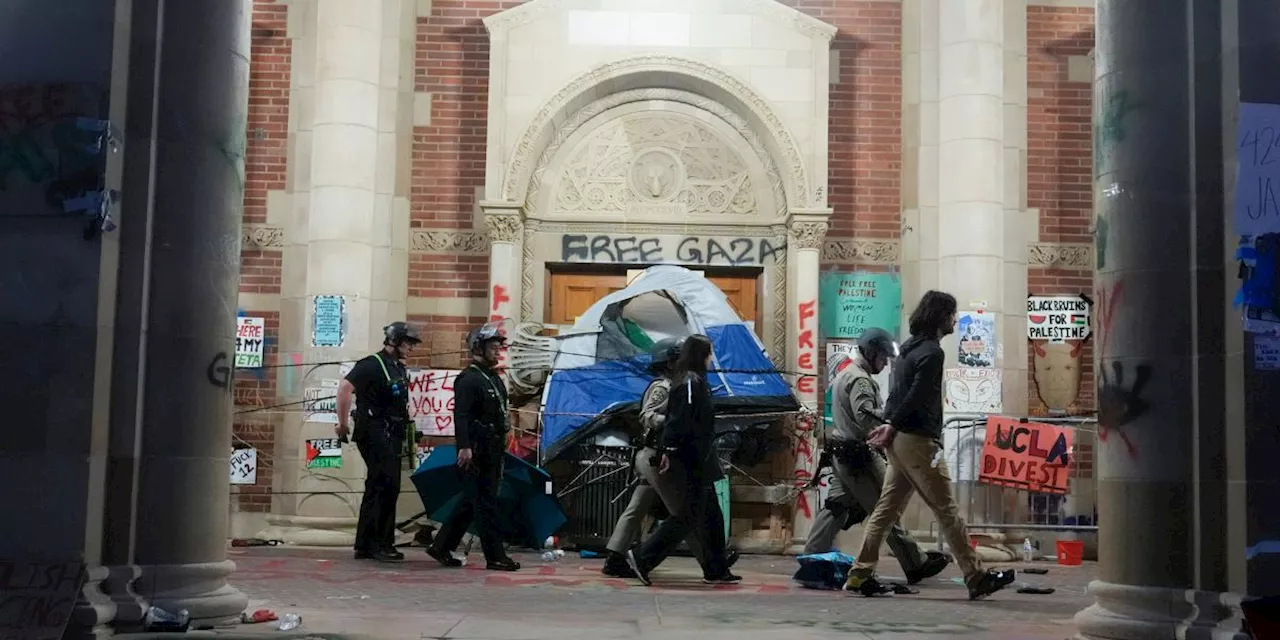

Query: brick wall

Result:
[785,0,903,243]
[241,0,290,295]
[408,253,489,299]
[1027,6,1095,416]
[232,311,280,511]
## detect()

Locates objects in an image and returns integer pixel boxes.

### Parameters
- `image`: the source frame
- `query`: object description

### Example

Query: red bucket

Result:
[1056,540,1084,566]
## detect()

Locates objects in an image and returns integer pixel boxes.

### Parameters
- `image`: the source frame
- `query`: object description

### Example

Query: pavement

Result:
[210,546,1092,639]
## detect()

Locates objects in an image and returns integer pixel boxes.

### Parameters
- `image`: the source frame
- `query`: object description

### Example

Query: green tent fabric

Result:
[621,318,655,350]
[714,478,731,541]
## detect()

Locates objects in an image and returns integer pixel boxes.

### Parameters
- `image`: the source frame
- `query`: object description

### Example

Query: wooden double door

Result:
[546,269,761,337]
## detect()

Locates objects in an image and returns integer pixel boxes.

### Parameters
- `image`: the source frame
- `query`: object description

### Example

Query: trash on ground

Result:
[1017,586,1056,595]
[241,609,278,624]
[324,595,370,600]
[579,549,600,559]
[143,606,190,632]
[1023,567,1050,575]
[231,538,280,547]
[278,613,302,632]
[541,549,566,561]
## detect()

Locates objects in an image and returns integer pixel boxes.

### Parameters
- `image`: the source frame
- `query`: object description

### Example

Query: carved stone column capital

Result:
[786,220,829,251]
[483,212,524,244]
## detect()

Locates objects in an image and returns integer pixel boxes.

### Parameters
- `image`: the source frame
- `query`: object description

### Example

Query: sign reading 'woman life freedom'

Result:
[1026,296,1091,342]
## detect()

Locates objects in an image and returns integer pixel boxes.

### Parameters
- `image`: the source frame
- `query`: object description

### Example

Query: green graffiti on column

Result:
[1094,90,1138,176]
[1094,214,1110,269]
[217,124,247,194]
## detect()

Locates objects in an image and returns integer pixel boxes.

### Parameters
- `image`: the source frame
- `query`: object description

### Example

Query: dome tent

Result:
[539,265,798,462]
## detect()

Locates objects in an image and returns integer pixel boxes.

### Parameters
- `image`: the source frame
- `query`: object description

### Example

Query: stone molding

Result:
[240,224,283,250]
[1028,242,1092,269]
[500,55,813,210]
[410,230,489,254]
[822,238,901,265]
[483,0,837,41]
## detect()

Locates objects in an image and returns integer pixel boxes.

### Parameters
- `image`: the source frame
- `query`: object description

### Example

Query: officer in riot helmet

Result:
[336,321,421,562]
[802,327,950,584]
[426,322,521,571]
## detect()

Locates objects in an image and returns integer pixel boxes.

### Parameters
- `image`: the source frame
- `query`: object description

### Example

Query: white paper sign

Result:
[312,295,346,347]
[230,448,257,484]
[943,368,1003,414]
[409,369,460,435]
[1256,336,1280,370]
[235,317,266,368]
[304,378,340,424]
[1234,103,1280,237]
[1027,296,1091,341]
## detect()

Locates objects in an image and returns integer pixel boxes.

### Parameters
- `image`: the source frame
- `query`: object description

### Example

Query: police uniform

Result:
[344,350,412,557]
[430,361,517,566]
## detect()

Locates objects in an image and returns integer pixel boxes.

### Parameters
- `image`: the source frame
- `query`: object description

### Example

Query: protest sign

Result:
[0,561,85,640]
[305,438,342,469]
[312,295,345,347]
[819,272,902,339]
[234,317,265,368]
[1235,103,1280,237]
[978,416,1073,494]
[1027,296,1091,341]
[409,369,459,436]
[230,448,257,485]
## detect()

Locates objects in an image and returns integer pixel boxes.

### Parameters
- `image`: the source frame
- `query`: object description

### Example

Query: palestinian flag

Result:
[1070,314,1088,326]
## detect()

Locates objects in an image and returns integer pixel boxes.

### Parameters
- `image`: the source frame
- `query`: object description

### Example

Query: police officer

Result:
[803,327,950,584]
[336,321,421,563]
[426,322,521,571]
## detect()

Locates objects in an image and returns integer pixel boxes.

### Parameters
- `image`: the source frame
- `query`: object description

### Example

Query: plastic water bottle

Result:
[542,550,558,562]
[278,613,302,632]
[1022,538,1034,562]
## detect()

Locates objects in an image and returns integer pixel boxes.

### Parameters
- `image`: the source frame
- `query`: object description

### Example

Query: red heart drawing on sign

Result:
[435,416,452,432]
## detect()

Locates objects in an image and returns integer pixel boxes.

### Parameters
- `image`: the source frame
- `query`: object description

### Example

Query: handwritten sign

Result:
[978,416,1074,494]
[0,561,86,640]
[305,438,342,469]
[303,378,340,424]
[234,317,265,368]
[230,448,257,485]
[818,272,902,339]
[943,368,1003,414]
[312,295,345,347]
[409,369,459,435]
[1255,336,1280,370]
[1235,102,1280,237]
[1027,296,1091,341]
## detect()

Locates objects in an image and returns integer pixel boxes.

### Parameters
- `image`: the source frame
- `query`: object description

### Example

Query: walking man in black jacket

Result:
[844,291,1015,599]
[426,322,520,572]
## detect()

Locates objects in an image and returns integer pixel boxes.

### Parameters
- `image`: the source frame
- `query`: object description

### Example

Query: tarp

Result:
[540,265,798,461]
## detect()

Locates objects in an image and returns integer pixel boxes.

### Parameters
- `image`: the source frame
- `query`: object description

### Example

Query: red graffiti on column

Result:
[793,469,813,519]
[490,284,511,372]
[795,300,816,395]
[1095,281,1143,458]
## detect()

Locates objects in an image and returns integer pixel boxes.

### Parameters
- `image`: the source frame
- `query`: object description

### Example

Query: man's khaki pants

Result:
[850,431,983,583]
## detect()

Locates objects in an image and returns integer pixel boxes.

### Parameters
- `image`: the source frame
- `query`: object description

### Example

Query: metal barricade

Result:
[938,414,1099,537]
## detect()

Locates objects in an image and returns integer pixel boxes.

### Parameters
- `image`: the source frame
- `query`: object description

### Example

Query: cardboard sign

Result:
[0,561,86,640]
[234,317,265,368]
[305,438,342,469]
[978,416,1074,494]
[1026,296,1091,341]
[409,369,459,436]
[230,448,257,485]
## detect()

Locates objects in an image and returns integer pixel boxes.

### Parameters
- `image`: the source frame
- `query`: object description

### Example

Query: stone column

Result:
[899,0,941,311]
[1074,0,1248,636]
[785,216,827,544]
[481,204,526,362]
[264,0,415,546]
[114,0,251,626]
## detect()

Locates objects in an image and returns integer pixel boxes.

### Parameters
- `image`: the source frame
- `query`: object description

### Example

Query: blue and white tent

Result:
[540,265,798,462]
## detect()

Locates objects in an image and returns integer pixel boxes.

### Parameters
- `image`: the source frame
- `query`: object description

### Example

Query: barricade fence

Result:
[934,414,1099,549]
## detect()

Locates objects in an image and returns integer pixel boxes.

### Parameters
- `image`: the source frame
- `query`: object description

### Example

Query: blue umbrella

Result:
[411,445,567,550]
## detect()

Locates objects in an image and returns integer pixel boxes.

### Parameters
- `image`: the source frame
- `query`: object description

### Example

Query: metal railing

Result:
[930,414,1099,543]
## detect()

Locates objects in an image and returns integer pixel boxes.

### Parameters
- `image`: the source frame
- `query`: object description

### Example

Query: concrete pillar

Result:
[482,204,525,348]
[899,0,941,310]
[264,0,415,545]
[785,216,827,544]
[99,0,252,627]
[1074,0,1249,636]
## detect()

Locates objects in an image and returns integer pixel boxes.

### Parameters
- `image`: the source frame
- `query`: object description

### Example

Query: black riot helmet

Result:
[383,321,422,347]
[648,337,683,376]
[856,327,898,363]
[467,321,507,354]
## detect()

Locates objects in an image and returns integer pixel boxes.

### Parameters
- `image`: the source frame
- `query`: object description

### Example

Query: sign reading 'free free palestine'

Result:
[819,272,902,339]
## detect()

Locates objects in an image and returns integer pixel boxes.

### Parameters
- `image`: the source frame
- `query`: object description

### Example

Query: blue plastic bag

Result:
[793,551,856,590]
